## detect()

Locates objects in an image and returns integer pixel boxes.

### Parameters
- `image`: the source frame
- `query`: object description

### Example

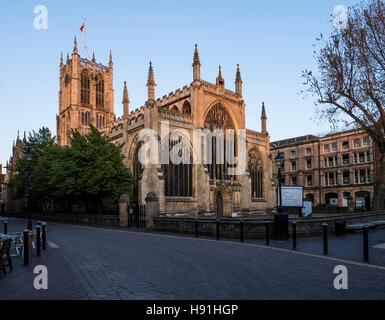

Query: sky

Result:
[0,0,360,172]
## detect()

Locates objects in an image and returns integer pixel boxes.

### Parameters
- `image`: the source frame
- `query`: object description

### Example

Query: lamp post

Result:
[273,149,289,240]
[275,152,284,212]
[25,146,33,230]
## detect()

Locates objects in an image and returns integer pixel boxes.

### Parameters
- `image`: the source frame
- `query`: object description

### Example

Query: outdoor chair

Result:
[7,232,23,257]
[0,238,13,276]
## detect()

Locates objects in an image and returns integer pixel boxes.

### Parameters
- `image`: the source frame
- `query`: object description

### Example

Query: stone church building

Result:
[56,38,275,217]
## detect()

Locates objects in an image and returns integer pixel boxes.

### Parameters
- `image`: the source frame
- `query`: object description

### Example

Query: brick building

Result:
[271,129,375,210]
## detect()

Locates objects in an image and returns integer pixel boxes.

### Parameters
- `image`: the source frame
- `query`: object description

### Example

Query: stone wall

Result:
[152,212,385,239]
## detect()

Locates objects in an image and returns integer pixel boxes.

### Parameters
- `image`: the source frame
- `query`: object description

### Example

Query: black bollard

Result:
[41,222,47,250]
[322,223,328,255]
[36,225,41,257]
[240,219,244,243]
[216,219,220,240]
[363,226,369,262]
[265,221,270,246]
[195,219,199,238]
[292,222,297,250]
[3,221,7,234]
[23,230,29,265]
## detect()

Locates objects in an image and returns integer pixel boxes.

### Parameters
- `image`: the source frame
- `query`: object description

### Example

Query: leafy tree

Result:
[303,0,385,210]
[8,127,55,210]
[9,126,133,213]
[47,126,134,211]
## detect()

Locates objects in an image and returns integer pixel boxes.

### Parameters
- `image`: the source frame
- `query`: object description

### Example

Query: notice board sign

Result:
[278,186,304,207]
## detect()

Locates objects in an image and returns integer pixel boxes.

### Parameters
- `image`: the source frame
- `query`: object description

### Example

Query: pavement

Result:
[0,216,385,300]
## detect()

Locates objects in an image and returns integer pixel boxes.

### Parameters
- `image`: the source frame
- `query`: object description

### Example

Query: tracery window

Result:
[81,70,90,105]
[204,103,235,181]
[249,149,264,199]
[132,143,142,204]
[96,76,104,107]
[162,136,193,197]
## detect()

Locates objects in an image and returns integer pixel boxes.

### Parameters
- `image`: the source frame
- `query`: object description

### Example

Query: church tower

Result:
[56,37,115,146]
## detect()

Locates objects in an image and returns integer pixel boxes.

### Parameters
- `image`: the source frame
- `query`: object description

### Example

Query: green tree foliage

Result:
[9,126,133,212]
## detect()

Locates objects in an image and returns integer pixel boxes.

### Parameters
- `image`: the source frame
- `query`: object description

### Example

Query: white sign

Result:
[302,200,312,217]
[278,186,303,207]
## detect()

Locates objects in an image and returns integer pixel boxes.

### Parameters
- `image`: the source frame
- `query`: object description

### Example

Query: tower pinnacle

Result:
[122,81,130,118]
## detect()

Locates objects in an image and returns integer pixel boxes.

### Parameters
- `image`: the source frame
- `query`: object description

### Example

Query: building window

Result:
[342,154,350,165]
[354,139,361,148]
[292,176,297,186]
[324,144,330,153]
[162,137,193,197]
[182,101,192,115]
[291,150,296,158]
[96,77,104,108]
[332,143,338,152]
[249,149,264,199]
[363,137,370,146]
[324,174,328,186]
[204,103,235,181]
[343,171,350,184]
[329,173,335,186]
[367,168,371,183]
[335,156,338,166]
[81,70,90,105]
[360,169,366,183]
[324,158,327,168]
[306,159,312,169]
[307,175,312,187]
[342,141,349,149]
[306,148,312,156]
[353,153,357,164]
[328,157,333,167]
[367,151,370,162]
[291,161,296,171]
[359,152,365,163]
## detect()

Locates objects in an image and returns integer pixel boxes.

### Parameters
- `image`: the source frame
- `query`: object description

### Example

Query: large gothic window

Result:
[132,143,142,204]
[204,103,235,181]
[81,70,90,105]
[96,76,104,108]
[162,136,193,197]
[249,149,264,199]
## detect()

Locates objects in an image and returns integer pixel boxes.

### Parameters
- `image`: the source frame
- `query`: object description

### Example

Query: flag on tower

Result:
[80,19,86,32]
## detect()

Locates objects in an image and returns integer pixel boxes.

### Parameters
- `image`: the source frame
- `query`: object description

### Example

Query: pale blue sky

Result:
[0,0,359,171]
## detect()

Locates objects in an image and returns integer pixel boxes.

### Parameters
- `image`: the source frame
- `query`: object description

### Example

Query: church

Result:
[56,38,275,217]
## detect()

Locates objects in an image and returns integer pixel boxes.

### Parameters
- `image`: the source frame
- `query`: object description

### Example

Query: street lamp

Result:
[273,148,289,240]
[274,151,284,212]
[25,146,33,230]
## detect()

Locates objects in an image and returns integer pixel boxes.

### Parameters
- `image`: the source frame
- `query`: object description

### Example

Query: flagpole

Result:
[84,19,87,60]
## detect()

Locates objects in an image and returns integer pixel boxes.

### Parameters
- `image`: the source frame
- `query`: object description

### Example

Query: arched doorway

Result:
[216,191,223,218]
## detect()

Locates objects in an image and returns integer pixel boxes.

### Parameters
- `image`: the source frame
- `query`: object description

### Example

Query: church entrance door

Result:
[216,191,223,218]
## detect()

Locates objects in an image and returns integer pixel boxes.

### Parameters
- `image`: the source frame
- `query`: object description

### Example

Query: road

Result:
[1,217,385,300]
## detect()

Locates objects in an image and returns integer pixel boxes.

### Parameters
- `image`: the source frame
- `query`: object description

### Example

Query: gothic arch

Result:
[203,99,239,132]
[161,133,193,197]
[248,147,265,199]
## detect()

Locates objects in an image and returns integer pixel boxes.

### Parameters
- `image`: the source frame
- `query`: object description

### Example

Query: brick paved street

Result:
[1,217,385,300]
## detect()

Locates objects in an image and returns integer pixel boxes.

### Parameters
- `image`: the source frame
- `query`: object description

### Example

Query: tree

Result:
[302,0,385,211]
[9,126,133,214]
[8,127,55,210]
[46,126,134,212]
